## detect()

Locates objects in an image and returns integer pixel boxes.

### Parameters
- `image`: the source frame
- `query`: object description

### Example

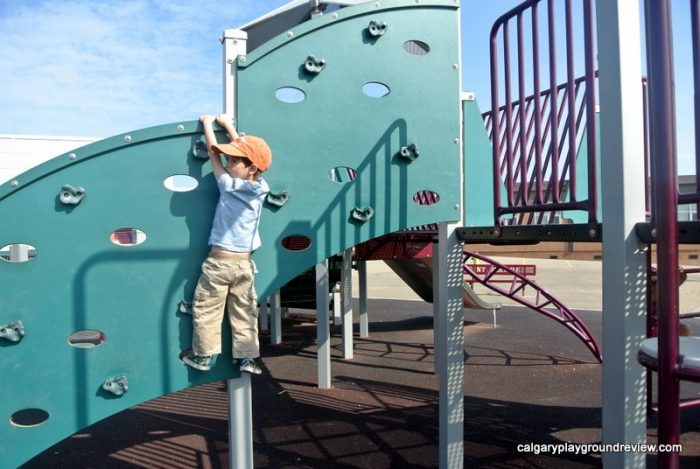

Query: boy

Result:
[181,114,271,374]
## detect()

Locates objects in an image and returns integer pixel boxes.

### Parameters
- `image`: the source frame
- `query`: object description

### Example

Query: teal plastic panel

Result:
[237,0,462,297]
[562,111,602,223]
[463,98,498,226]
[0,1,461,465]
[0,123,241,466]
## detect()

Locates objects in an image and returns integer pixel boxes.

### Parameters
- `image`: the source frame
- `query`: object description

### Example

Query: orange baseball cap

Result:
[212,136,272,172]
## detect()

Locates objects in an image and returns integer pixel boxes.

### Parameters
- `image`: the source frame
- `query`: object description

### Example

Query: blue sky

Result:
[0,0,695,173]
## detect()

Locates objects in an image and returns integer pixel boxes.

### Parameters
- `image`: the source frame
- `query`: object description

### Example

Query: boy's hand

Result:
[200,114,215,125]
[215,114,232,127]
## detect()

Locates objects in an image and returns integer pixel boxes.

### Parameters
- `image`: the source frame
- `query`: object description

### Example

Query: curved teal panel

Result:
[0,1,462,466]
[238,0,462,298]
[0,123,241,466]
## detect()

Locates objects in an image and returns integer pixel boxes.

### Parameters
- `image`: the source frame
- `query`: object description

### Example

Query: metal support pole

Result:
[433,248,444,376]
[358,260,369,337]
[228,374,253,469]
[341,248,353,359]
[222,28,253,469]
[316,260,331,389]
[259,297,269,331]
[436,222,464,469]
[596,1,647,467]
[270,291,282,345]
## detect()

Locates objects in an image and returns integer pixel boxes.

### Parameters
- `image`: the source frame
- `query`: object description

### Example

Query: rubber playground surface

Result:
[22,261,700,468]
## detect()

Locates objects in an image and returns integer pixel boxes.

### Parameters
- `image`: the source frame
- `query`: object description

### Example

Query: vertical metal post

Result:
[596,1,648,467]
[436,223,464,469]
[222,28,253,469]
[270,291,282,345]
[316,260,331,389]
[341,248,353,359]
[259,297,269,332]
[228,374,253,469]
[358,260,369,337]
[433,249,444,376]
[645,1,681,466]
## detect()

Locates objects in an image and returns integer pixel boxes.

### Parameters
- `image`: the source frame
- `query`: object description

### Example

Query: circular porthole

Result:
[163,175,198,192]
[0,243,37,263]
[403,40,430,55]
[362,82,390,98]
[109,228,147,247]
[275,87,306,104]
[10,409,49,428]
[281,235,312,251]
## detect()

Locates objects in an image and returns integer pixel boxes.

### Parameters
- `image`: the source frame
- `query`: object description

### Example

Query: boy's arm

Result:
[215,114,239,141]
[200,114,227,180]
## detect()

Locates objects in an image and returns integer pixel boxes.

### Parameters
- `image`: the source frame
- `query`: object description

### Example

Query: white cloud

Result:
[0,0,289,137]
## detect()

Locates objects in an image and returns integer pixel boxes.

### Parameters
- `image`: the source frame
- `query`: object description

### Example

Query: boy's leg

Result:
[191,256,231,356]
[227,259,260,359]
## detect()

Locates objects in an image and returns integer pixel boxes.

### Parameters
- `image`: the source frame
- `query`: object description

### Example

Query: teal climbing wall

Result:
[0,1,461,466]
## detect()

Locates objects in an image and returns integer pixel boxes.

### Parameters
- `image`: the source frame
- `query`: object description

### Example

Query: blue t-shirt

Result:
[208,173,270,252]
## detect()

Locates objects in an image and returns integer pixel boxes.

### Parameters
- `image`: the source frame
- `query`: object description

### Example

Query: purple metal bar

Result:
[531,2,544,205]
[693,0,700,211]
[503,21,516,207]
[582,0,597,223]
[517,13,529,205]
[564,0,577,203]
[547,0,560,205]
[645,0,680,466]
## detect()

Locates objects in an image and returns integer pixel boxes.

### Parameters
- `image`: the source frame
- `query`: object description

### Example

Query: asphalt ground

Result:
[21,259,700,468]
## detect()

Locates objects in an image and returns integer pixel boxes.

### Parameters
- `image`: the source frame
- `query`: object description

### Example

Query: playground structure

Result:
[0,1,697,468]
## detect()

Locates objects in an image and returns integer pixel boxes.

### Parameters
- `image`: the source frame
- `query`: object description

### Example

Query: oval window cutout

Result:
[11,409,50,428]
[281,235,312,252]
[164,175,198,192]
[403,40,431,55]
[110,228,147,247]
[68,330,106,349]
[362,82,390,98]
[412,190,440,206]
[0,243,37,263]
[328,167,358,183]
[275,87,306,104]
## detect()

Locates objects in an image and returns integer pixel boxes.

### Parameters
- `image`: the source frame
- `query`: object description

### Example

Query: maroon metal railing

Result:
[488,0,597,226]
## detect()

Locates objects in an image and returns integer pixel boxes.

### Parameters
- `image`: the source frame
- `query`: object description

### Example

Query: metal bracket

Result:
[266,191,290,207]
[368,20,388,36]
[636,221,700,244]
[399,143,420,161]
[351,206,375,223]
[178,300,192,315]
[59,185,86,205]
[304,55,326,74]
[0,320,24,342]
[102,375,128,396]
[457,223,602,244]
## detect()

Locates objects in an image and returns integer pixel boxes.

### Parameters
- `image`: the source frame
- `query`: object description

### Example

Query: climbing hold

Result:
[304,55,326,74]
[351,206,375,223]
[59,185,86,205]
[192,140,210,160]
[399,144,420,161]
[0,320,24,342]
[179,300,192,315]
[368,20,388,37]
[266,191,290,207]
[68,329,106,348]
[102,375,128,396]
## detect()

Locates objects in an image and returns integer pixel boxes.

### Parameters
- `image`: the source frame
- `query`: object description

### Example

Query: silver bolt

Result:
[177,124,185,131]
[239,55,247,62]
[452,63,459,70]
[124,135,132,142]
[287,31,294,38]
[331,12,338,19]
[454,204,460,210]
[651,228,657,238]
[68,153,77,160]
[375,1,381,7]
[227,58,234,64]
[588,228,596,238]
[454,138,460,144]
[10,180,18,188]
